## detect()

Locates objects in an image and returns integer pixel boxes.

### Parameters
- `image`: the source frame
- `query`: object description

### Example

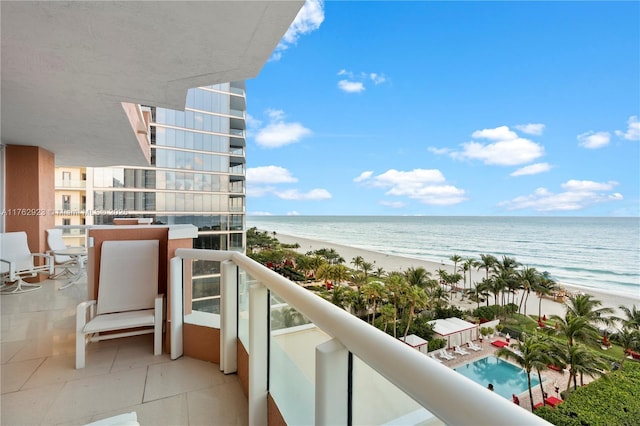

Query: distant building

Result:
[54,82,246,313]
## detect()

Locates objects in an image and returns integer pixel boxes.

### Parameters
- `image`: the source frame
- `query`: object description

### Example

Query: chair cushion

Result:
[83,310,156,333]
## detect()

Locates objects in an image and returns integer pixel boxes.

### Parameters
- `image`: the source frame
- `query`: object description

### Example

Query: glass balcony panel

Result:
[237,268,253,349]
[352,355,443,426]
[269,291,328,426]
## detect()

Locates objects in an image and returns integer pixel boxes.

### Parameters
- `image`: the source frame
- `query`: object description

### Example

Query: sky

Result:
[244,1,640,217]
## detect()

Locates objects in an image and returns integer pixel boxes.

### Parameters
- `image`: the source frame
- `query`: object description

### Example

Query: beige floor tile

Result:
[125,394,189,426]
[187,378,248,426]
[143,357,225,402]
[22,347,118,390]
[0,382,64,425]
[42,366,147,424]
[1,340,25,364]
[1,357,45,394]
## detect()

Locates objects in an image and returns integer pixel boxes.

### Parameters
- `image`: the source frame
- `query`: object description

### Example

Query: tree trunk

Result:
[527,373,535,412]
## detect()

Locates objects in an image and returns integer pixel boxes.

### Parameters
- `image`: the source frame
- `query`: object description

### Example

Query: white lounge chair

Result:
[468,341,483,351]
[439,348,456,360]
[1,231,53,294]
[76,240,163,369]
[429,352,443,363]
[454,345,470,356]
[46,228,86,279]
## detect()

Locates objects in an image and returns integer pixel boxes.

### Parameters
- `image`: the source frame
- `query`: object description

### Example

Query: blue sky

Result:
[245,1,639,217]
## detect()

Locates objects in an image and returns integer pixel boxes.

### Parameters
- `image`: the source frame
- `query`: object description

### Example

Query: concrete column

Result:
[248,283,268,426]
[316,339,349,426]
[5,145,55,277]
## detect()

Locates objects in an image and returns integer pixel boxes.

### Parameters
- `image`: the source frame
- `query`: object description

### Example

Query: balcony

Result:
[55,179,87,189]
[1,247,549,425]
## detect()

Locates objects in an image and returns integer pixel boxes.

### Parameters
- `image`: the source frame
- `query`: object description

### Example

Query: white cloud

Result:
[451,125,545,166]
[515,123,545,135]
[275,188,332,200]
[254,109,312,148]
[246,166,298,184]
[248,211,273,216]
[510,162,552,177]
[271,0,325,61]
[336,69,387,93]
[338,80,365,93]
[369,73,387,84]
[472,126,519,141]
[453,138,545,166]
[357,168,466,206]
[287,211,300,216]
[577,131,611,149]
[353,171,374,182]
[499,179,623,212]
[428,147,451,155]
[615,115,640,141]
[246,113,262,130]
[246,185,275,198]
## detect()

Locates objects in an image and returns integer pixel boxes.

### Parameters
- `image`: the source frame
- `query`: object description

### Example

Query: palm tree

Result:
[459,257,474,299]
[565,293,614,327]
[611,327,640,369]
[361,261,374,280]
[385,274,408,338]
[402,285,427,339]
[535,272,558,319]
[404,266,432,289]
[615,304,640,331]
[474,253,498,281]
[516,266,540,316]
[449,254,462,277]
[373,267,386,278]
[351,255,364,272]
[363,281,386,325]
[496,333,546,411]
[550,313,601,348]
[556,343,609,391]
[378,303,396,333]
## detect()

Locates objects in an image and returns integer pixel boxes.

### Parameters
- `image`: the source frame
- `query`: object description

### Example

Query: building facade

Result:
[54,82,246,313]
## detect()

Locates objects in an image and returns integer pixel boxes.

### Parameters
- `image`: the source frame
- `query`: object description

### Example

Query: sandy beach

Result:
[273,232,639,319]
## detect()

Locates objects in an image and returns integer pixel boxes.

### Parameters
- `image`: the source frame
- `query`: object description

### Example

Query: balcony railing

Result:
[55,179,86,188]
[171,249,549,426]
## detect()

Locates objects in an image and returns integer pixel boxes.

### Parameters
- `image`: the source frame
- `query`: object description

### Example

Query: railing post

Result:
[220,259,238,374]
[316,339,349,426]
[169,256,183,360]
[249,283,268,426]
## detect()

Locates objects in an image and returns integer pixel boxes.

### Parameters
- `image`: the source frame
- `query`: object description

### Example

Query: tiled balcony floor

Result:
[1,275,247,425]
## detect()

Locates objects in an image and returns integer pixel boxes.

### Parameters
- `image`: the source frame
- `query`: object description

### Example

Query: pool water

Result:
[453,355,541,399]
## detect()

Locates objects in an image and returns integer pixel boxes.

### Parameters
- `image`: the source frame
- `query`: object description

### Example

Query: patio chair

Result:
[1,231,53,294]
[454,345,470,356]
[76,239,163,369]
[429,352,443,363]
[467,341,483,351]
[46,228,86,278]
[439,348,456,360]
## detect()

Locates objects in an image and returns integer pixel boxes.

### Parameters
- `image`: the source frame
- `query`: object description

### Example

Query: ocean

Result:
[246,216,640,300]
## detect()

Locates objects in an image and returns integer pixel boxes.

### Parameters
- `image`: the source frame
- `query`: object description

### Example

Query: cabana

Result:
[400,334,429,354]
[429,318,478,349]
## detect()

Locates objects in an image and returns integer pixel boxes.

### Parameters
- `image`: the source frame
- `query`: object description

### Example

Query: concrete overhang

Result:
[1,1,303,167]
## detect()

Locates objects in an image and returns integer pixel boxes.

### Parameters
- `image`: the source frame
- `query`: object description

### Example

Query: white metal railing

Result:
[173,249,550,426]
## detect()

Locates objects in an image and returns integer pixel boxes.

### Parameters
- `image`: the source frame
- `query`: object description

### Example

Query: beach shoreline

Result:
[270,231,639,319]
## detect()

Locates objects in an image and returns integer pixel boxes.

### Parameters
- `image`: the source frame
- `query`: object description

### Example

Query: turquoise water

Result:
[454,355,541,399]
[247,216,640,299]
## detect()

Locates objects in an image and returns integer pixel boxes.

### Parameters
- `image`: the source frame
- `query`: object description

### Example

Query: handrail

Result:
[175,248,550,426]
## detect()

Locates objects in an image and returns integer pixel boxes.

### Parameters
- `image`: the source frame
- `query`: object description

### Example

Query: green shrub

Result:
[428,338,447,352]
[536,361,640,426]
[474,305,499,321]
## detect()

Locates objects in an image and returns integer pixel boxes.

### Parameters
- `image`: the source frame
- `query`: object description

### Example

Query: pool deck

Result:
[435,338,592,412]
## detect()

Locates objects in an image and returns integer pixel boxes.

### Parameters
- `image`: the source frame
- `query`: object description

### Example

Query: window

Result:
[62,171,71,181]
[62,218,70,226]
[62,195,71,210]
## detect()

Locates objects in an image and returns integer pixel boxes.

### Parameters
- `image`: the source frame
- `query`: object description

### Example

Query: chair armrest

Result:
[1,258,17,281]
[76,300,97,332]
[32,253,54,274]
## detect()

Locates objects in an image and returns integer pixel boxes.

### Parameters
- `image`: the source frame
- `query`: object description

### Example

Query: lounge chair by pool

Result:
[454,345,469,355]
[467,341,482,351]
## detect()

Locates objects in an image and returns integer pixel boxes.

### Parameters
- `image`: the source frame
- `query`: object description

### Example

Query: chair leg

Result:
[0,277,41,294]
[154,300,163,356]
[76,330,86,369]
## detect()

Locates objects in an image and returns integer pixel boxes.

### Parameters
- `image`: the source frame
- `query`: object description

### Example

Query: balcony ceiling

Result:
[1,1,303,167]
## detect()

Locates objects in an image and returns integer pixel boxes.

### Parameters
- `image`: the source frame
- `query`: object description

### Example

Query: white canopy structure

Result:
[429,318,478,349]
[400,334,429,354]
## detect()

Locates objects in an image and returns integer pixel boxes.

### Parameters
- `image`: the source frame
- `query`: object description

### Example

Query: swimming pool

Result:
[453,355,541,399]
